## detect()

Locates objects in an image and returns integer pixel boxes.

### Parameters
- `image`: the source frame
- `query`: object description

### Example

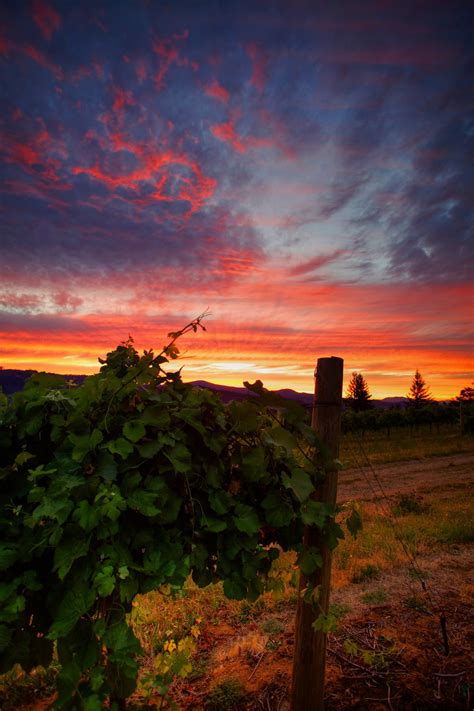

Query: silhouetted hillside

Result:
[1,370,409,408]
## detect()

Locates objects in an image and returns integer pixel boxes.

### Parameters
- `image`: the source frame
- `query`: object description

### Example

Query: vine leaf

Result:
[47,585,96,640]
[233,503,260,535]
[282,468,314,502]
[123,420,146,443]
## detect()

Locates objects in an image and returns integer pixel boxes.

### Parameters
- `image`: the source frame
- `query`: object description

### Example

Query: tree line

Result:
[344,371,474,435]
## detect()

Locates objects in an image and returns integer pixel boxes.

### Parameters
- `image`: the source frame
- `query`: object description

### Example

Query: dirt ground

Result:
[338,452,474,502]
[172,453,474,710]
[5,454,474,710]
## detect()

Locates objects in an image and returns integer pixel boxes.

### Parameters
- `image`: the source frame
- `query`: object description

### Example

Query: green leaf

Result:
[0,545,17,571]
[164,443,191,473]
[223,575,247,600]
[202,515,227,533]
[31,497,73,525]
[297,547,323,575]
[233,503,260,535]
[312,611,338,633]
[137,439,162,458]
[95,450,117,481]
[73,501,99,532]
[0,581,17,603]
[69,429,103,462]
[0,624,12,652]
[102,619,141,656]
[83,695,103,711]
[282,468,314,502]
[209,490,232,515]
[14,451,35,467]
[300,500,330,528]
[123,420,146,443]
[325,521,345,550]
[141,406,171,428]
[120,577,139,603]
[96,488,126,521]
[229,401,259,434]
[346,504,363,539]
[54,536,90,580]
[241,446,265,482]
[47,585,96,640]
[2,594,25,616]
[264,425,298,453]
[127,490,160,517]
[94,566,116,597]
[107,437,134,459]
[262,492,294,528]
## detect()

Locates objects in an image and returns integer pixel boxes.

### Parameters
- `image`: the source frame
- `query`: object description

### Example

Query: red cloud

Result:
[211,119,246,153]
[246,43,266,92]
[112,86,135,112]
[289,250,348,276]
[135,59,147,84]
[92,60,104,79]
[152,32,190,89]
[1,117,69,194]
[22,44,63,80]
[0,33,10,56]
[32,0,61,41]
[53,291,83,311]
[210,114,277,154]
[204,79,230,104]
[72,147,216,215]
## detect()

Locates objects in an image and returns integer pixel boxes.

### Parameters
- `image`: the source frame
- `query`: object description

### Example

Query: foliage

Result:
[455,384,474,402]
[345,372,372,412]
[407,369,431,408]
[205,677,245,710]
[341,402,460,438]
[140,618,202,709]
[393,492,429,516]
[0,315,351,709]
[351,563,381,584]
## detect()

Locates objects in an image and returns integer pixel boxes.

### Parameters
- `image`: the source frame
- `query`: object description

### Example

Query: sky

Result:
[0,0,473,398]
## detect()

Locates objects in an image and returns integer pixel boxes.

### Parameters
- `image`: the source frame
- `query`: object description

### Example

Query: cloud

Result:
[203,79,230,104]
[288,250,348,276]
[32,0,62,41]
[20,44,64,80]
[246,43,266,92]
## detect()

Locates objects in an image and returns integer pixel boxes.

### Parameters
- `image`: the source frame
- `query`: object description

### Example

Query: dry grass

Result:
[340,424,473,467]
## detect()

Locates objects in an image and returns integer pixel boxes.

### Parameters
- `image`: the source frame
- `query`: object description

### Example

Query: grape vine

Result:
[0,317,358,709]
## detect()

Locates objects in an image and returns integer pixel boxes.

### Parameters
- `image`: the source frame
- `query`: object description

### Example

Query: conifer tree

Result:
[455,383,474,402]
[346,372,372,411]
[407,369,431,407]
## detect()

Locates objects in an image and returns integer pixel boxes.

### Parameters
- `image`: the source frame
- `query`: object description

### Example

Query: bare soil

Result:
[173,453,474,711]
[6,454,474,710]
[338,453,474,502]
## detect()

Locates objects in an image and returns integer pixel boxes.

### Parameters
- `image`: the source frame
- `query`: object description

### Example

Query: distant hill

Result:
[0,369,86,396]
[1,370,410,408]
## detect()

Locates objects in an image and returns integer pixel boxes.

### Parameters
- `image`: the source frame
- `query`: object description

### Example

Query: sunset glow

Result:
[1,1,472,399]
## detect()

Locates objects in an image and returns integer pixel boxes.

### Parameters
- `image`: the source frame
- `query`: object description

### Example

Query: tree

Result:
[345,372,372,411]
[455,383,474,402]
[407,369,431,407]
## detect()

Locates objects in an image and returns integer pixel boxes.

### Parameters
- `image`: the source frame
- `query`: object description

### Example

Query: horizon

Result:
[1,2,473,400]
[0,355,464,401]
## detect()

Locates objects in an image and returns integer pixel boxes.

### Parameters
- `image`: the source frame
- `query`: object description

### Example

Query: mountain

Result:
[0,370,410,408]
[0,369,86,396]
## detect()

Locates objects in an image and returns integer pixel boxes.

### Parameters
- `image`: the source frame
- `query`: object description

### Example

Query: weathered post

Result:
[290,356,344,711]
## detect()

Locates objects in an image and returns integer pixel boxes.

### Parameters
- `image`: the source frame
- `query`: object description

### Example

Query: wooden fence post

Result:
[290,356,344,711]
